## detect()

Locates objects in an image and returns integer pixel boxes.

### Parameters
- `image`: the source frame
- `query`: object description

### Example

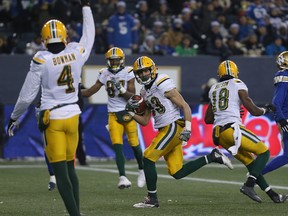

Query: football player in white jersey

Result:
[127,56,233,208]
[82,47,146,189]
[7,1,95,215]
[205,60,287,203]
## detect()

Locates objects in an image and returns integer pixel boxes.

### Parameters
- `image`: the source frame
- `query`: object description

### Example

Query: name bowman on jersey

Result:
[11,7,95,121]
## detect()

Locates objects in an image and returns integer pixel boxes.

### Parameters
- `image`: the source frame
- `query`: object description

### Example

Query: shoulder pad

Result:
[233,78,243,83]
[274,75,288,84]
[32,52,46,65]
[126,66,133,73]
[156,75,170,87]
[99,68,106,74]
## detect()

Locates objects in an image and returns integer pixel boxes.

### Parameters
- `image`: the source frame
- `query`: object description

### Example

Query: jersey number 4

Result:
[57,65,75,93]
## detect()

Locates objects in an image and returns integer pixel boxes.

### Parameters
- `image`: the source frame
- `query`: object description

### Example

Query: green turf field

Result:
[0,159,288,216]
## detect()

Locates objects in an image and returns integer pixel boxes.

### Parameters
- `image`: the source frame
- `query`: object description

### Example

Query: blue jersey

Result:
[246,4,268,26]
[272,70,288,121]
[107,13,138,48]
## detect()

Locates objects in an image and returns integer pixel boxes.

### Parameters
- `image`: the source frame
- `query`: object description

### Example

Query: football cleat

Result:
[48,175,56,191]
[133,196,159,208]
[271,194,288,203]
[210,148,234,169]
[240,185,262,203]
[48,182,56,191]
[118,176,131,189]
[137,169,146,188]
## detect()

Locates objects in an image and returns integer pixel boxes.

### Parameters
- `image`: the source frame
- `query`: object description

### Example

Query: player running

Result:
[126,56,233,208]
[205,60,288,203]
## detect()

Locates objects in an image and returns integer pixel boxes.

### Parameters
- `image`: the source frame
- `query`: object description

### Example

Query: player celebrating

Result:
[82,47,145,189]
[262,51,288,175]
[205,60,288,203]
[127,56,233,208]
[7,1,95,215]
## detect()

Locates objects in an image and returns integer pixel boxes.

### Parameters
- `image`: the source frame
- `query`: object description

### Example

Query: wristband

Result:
[185,120,191,131]
[128,111,135,117]
[261,107,266,115]
[119,87,127,94]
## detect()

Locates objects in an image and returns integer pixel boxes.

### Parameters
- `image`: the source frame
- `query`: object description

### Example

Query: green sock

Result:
[256,174,270,191]
[143,157,157,193]
[113,144,125,176]
[247,150,270,177]
[132,145,144,170]
[51,161,80,216]
[67,160,79,210]
[173,157,207,179]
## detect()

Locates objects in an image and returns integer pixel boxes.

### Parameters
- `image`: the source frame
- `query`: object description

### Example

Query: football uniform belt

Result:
[213,123,233,146]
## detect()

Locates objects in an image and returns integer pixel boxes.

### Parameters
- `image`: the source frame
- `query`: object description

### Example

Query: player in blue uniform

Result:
[262,51,288,175]
[107,1,138,54]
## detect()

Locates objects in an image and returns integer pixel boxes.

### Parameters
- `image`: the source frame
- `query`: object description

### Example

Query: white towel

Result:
[228,123,242,155]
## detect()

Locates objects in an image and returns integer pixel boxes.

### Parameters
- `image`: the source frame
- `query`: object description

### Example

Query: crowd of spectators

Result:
[1,0,288,60]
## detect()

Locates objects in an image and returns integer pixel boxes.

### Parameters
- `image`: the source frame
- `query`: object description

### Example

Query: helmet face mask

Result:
[133,56,157,85]
[41,19,67,47]
[217,60,239,79]
[105,47,125,73]
[276,51,288,70]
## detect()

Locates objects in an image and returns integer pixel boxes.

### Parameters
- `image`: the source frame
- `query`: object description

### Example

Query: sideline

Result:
[1,164,288,190]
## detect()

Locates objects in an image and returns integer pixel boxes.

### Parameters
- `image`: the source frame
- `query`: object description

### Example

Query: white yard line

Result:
[1,163,288,190]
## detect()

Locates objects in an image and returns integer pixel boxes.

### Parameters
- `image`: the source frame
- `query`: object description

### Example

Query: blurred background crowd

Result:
[1,0,288,60]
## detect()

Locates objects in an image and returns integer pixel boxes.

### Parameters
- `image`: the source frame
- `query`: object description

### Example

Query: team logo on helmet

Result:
[276,51,288,70]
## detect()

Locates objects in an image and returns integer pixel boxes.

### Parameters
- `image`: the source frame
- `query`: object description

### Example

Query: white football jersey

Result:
[11,7,95,120]
[98,66,135,112]
[209,78,248,126]
[140,73,180,129]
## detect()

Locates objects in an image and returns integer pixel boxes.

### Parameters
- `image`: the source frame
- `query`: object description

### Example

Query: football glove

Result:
[279,119,288,132]
[111,77,126,94]
[125,97,140,112]
[178,129,191,142]
[111,77,122,90]
[263,104,276,113]
[7,118,19,137]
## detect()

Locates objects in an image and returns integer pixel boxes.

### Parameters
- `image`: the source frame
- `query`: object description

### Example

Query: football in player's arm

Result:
[126,56,233,208]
